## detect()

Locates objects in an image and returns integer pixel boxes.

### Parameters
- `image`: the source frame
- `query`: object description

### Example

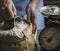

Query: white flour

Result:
[0,19,28,38]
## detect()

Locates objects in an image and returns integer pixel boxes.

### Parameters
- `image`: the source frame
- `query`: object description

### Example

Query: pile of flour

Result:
[0,17,28,38]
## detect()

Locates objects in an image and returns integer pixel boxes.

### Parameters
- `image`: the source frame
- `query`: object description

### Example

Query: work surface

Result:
[44,0,60,6]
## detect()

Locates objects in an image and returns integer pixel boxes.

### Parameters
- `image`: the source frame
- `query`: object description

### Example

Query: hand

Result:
[0,0,16,20]
[25,1,37,34]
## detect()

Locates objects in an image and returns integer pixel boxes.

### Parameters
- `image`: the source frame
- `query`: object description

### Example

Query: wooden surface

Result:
[44,0,60,6]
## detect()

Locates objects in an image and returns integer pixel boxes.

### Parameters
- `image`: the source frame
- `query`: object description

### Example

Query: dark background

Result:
[44,0,60,6]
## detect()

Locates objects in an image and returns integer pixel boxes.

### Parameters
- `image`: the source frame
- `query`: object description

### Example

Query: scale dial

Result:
[39,26,60,50]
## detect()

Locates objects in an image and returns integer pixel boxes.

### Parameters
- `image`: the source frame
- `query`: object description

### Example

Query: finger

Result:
[6,7,14,20]
[12,2,17,16]
[32,24,36,34]
[9,7,14,17]
[0,7,8,20]
[26,6,31,23]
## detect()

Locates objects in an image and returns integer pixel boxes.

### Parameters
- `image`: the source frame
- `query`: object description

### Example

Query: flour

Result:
[0,17,28,38]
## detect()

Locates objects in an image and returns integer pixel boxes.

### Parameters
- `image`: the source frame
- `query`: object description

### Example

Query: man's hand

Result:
[0,0,16,20]
[25,0,38,34]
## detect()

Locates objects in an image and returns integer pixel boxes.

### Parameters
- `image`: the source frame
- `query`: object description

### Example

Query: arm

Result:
[25,0,38,34]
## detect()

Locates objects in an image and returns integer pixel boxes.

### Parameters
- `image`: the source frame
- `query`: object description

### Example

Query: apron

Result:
[13,0,45,30]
